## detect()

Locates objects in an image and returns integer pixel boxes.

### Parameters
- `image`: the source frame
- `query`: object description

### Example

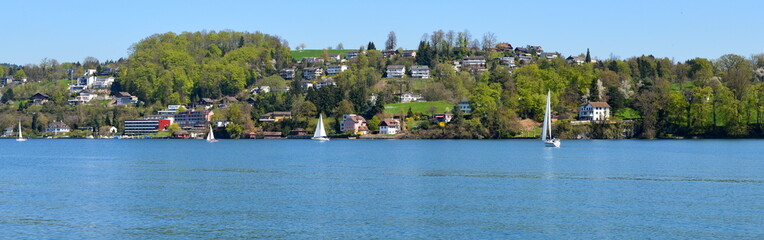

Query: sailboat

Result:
[206,124,217,142]
[312,114,329,141]
[542,90,560,147]
[16,121,27,142]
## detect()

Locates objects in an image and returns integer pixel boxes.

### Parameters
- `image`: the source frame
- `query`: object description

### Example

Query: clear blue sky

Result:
[3,0,762,65]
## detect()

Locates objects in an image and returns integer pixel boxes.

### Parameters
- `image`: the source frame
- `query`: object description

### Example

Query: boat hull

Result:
[16,139,27,142]
[312,137,330,141]
[544,140,560,148]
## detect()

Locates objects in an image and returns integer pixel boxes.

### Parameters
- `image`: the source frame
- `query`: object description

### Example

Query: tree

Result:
[14,69,27,80]
[368,116,381,132]
[1,88,14,103]
[336,43,344,50]
[332,100,355,118]
[385,31,397,50]
[482,32,497,50]
[585,48,591,63]
[226,123,243,139]
[367,41,376,50]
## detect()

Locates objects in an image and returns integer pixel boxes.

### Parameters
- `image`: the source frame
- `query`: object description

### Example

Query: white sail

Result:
[206,125,216,142]
[16,121,26,142]
[541,91,549,142]
[312,114,329,141]
[542,90,560,147]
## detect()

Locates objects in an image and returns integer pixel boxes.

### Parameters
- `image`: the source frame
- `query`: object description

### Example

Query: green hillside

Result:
[290,49,348,60]
[384,101,454,115]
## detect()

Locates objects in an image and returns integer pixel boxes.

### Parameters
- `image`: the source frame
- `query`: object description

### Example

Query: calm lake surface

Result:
[1,139,763,239]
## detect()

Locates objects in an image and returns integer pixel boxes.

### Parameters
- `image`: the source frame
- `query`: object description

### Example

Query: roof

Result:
[380,119,399,127]
[32,92,50,99]
[587,102,612,108]
[344,115,366,122]
[387,65,405,70]
[411,65,430,70]
[221,96,238,102]
[200,98,215,103]
[463,56,486,60]
[48,121,70,129]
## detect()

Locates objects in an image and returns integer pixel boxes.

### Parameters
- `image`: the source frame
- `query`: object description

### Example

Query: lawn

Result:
[384,101,454,115]
[290,49,349,61]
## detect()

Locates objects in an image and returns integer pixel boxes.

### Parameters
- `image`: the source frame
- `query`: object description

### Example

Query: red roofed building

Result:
[579,102,611,121]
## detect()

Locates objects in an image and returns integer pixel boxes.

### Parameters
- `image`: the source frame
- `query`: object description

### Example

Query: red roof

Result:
[588,102,611,108]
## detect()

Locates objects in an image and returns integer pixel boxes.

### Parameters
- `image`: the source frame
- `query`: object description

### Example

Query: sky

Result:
[2,0,763,65]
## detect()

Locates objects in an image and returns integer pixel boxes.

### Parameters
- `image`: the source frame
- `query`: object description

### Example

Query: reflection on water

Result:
[0,139,763,239]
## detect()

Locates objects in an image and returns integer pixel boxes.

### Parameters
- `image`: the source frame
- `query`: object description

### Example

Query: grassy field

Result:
[384,101,454,114]
[290,49,348,61]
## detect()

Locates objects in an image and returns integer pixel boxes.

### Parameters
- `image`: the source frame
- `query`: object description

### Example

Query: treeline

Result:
[2,29,764,139]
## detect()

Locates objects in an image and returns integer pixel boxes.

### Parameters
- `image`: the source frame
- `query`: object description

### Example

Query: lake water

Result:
[1,139,763,239]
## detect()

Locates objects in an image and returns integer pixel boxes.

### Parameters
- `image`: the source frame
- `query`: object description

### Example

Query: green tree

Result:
[368,116,381,131]
[585,48,591,63]
[1,88,14,103]
[226,123,243,139]
[367,41,376,50]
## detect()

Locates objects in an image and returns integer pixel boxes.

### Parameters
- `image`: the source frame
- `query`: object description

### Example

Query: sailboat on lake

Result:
[206,124,217,142]
[16,121,26,142]
[312,114,329,141]
[542,90,560,147]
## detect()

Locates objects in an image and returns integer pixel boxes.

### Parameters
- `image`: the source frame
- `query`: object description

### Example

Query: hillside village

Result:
[1,30,764,139]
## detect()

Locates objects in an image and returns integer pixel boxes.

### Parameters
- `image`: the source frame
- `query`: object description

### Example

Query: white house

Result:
[279,68,296,80]
[402,50,417,57]
[315,80,336,89]
[93,76,115,89]
[567,56,586,65]
[326,65,347,75]
[579,102,611,121]
[68,90,98,105]
[46,121,71,135]
[379,118,400,135]
[386,65,406,78]
[114,92,138,105]
[410,65,430,79]
[346,50,363,59]
[461,56,486,67]
[399,93,423,103]
[458,101,472,113]
[303,67,323,80]
[499,57,516,68]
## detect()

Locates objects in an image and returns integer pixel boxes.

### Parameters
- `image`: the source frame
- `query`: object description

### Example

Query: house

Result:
[399,93,423,103]
[530,46,543,53]
[259,111,292,122]
[303,57,323,65]
[567,56,585,64]
[1,76,13,85]
[495,42,513,52]
[251,86,270,95]
[262,131,283,139]
[77,75,96,87]
[518,55,533,64]
[461,56,486,68]
[499,57,516,68]
[220,96,239,106]
[246,97,257,105]
[315,80,336,89]
[515,47,530,54]
[289,128,309,136]
[123,119,171,135]
[300,81,314,88]
[326,65,347,75]
[579,102,611,121]
[346,50,362,59]
[410,65,430,79]
[68,90,97,105]
[31,93,51,104]
[93,77,115,89]
[214,120,230,128]
[402,50,417,57]
[84,69,97,76]
[381,49,397,58]
[379,118,400,135]
[542,52,559,59]
[172,130,190,138]
[46,121,71,135]
[199,98,216,107]
[303,67,323,80]
[458,101,472,114]
[386,65,406,78]
[114,92,138,105]
[279,68,296,80]
[3,127,14,137]
[327,54,341,61]
[433,114,453,123]
[341,114,367,134]
[175,110,213,131]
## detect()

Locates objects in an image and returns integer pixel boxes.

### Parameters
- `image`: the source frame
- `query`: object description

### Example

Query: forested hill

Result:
[117,31,292,104]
